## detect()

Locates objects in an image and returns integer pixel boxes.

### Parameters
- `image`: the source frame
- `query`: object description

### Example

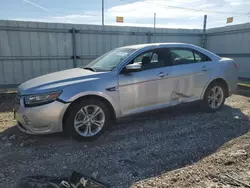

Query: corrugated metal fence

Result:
[1,20,250,89]
[206,23,250,80]
[0,20,202,88]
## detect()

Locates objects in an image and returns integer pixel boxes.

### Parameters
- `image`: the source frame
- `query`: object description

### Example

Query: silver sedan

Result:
[15,43,238,140]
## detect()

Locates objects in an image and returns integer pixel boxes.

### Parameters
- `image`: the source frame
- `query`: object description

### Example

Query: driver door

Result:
[118,48,172,116]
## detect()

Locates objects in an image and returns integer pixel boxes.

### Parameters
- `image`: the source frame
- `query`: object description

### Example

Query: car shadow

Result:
[0,93,249,187]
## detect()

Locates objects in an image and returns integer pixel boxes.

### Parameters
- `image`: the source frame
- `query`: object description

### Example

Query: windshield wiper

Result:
[82,67,96,72]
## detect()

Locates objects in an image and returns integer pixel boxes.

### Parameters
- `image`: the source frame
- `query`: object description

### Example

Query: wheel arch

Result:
[201,78,229,99]
[62,94,117,131]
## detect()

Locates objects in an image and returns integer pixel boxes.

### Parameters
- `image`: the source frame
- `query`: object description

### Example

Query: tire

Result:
[202,82,226,112]
[64,99,111,141]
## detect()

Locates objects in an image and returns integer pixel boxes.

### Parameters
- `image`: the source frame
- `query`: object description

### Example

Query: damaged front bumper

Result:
[15,95,70,135]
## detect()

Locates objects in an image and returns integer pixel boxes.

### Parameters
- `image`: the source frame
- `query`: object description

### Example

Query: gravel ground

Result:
[133,132,250,188]
[0,91,249,188]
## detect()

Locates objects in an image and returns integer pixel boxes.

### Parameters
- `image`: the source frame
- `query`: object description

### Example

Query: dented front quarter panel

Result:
[58,71,122,118]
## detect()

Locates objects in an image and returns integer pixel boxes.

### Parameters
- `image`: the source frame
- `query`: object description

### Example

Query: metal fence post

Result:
[146,31,152,43]
[202,15,207,48]
[71,28,77,68]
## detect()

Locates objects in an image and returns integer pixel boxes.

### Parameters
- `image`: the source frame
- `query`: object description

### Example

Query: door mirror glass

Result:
[125,63,142,72]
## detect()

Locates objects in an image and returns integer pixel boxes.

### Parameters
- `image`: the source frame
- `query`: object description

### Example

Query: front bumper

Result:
[15,97,70,135]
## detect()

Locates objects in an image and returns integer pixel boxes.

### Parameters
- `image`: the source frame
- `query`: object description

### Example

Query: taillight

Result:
[234,62,238,70]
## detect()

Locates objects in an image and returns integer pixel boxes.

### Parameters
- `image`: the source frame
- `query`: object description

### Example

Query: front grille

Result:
[15,94,21,104]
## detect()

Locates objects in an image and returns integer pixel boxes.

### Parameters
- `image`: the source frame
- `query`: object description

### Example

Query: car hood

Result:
[18,68,106,95]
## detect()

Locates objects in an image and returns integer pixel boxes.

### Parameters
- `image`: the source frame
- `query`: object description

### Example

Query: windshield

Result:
[85,48,136,71]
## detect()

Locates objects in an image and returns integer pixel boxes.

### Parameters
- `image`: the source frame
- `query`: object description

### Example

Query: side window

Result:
[194,53,202,62]
[134,52,152,63]
[132,50,164,71]
[193,51,212,62]
[170,49,196,65]
[151,53,158,63]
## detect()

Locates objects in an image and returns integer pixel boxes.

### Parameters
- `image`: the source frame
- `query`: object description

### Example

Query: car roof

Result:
[120,43,195,50]
[119,43,221,61]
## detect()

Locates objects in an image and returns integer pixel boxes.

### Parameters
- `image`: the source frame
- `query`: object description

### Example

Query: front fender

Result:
[59,91,121,118]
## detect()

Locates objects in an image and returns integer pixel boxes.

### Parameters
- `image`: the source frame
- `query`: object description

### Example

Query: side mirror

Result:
[125,63,141,72]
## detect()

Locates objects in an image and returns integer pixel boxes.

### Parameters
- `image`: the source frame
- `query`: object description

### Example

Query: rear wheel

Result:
[64,99,111,140]
[202,82,226,112]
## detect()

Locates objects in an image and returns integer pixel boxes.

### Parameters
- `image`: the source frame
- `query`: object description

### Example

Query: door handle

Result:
[158,72,168,77]
[202,66,208,71]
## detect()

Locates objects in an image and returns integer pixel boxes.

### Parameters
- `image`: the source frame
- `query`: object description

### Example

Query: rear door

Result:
[168,48,214,104]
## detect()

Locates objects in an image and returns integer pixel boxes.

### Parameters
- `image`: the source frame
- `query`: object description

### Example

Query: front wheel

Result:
[64,99,111,140]
[202,82,226,112]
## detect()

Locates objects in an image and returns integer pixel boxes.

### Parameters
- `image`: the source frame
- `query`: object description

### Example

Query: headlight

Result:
[24,91,62,107]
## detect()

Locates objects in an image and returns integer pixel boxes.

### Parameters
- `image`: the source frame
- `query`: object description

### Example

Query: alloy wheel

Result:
[208,86,224,109]
[74,105,105,137]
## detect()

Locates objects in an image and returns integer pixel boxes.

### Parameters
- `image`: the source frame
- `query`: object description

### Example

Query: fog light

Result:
[23,115,31,125]
[33,124,50,131]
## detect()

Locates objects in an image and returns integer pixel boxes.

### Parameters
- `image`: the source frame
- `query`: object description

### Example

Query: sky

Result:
[1,0,250,29]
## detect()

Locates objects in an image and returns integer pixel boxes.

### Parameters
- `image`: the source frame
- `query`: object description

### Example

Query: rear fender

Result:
[201,77,229,99]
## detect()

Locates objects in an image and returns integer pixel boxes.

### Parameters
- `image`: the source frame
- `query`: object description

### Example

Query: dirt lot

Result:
[0,91,249,188]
